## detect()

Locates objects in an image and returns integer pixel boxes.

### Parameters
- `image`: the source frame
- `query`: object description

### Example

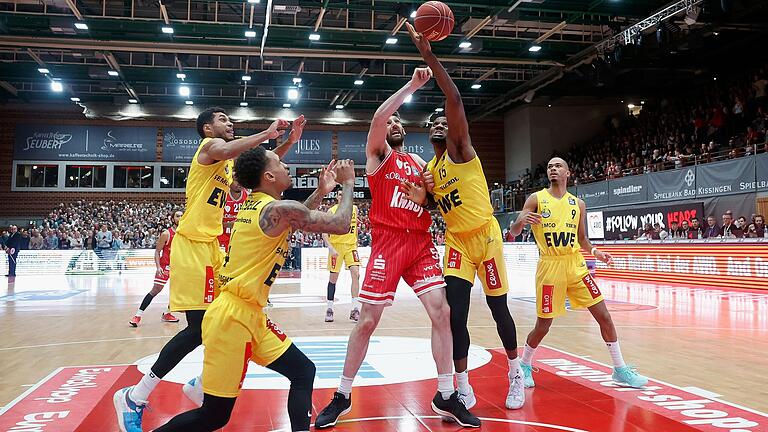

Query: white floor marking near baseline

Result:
[267,416,590,432]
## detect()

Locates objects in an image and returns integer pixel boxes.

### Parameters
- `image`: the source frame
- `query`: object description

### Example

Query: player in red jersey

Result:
[129,210,184,327]
[218,180,248,252]
[315,68,481,429]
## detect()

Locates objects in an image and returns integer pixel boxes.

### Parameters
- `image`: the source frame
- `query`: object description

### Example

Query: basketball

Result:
[414,1,454,42]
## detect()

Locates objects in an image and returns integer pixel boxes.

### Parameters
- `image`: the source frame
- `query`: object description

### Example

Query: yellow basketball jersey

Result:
[530,189,581,256]
[218,192,290,308]
[328,204,358,247]
[426,152,493,233]
[177,138,233,241]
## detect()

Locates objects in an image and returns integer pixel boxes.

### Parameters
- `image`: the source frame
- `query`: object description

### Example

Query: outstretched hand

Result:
[317,160,339,195]
[405,22,432,56]
[267,119,290,139]
[286,115,306,144]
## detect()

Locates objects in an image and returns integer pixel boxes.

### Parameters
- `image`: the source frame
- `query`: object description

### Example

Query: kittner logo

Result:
[684,169,695,187]
[613,185,642,196]
[23,131,73,150]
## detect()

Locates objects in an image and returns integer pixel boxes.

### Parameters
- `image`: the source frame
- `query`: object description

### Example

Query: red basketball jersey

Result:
[218,190,249,248]
[368,149,431,232]
[159,226,175,268]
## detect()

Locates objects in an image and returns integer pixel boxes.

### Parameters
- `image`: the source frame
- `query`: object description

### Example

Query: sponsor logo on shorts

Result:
[369,254,386,282]
[582,274,601,299]
[542,285,554,314]
[204,266,215,303]
[266,318,287,342]
[352,250,359,263]
[240,342,252,389]
[447,248,462,270]
[483,258,502,290]
[330,255,337,269]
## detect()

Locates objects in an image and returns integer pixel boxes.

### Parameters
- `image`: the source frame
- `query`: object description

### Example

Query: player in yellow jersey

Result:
[153,149,356,432]
[321,188,361,322]
[114,107,306,432]
[509,157,648,390]
[404,22,525,411]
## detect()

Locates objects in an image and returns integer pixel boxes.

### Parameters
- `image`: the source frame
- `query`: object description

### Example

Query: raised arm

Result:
[510,193,540,237]
[198,119,289,164]
[259,160,356,237]
[406,22,475,163]
[302,160,339,210]
[272,115,307,160]
[366,67,433,161]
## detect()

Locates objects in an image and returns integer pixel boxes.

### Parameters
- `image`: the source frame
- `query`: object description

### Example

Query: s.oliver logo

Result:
[135,336,492,390]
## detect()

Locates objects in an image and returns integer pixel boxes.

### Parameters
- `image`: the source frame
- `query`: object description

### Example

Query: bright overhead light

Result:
[547,104,552,108]
[713,77,717,81]
[244,30,256,38]
[128,98,138,104]
[459,41,472,49]
[287,88,299,100]
[38,68,50,74]
[404,94,413,103]
[185,100,193,105]
[161,26,174,34]
[529,45,542,52]
[108,70,119,76]
[335,104,344,109]
[293,77,302,84]
[435,107,444,112]
[242,75,252,81]
[471,83,482,89]
[410,10,416,18]
[385,37,398,45]
[641,100,646,105]
[51,81,63,92]
[283,103,291,108]
[240,101,248,107]
[179,86,190,96]
[176,73,186,79]
[70,97,80,102]
[309,33,320,41]
[247,0,260,3]
[354,79,364,86]
[74,22,88,30]
[627,103,635,109]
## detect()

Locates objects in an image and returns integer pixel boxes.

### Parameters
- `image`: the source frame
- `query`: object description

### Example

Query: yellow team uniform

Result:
[202,192,293,398]
[327,204,360,273]
[426,152,508,296]
[169,138,232,311]
[530,189,604,318]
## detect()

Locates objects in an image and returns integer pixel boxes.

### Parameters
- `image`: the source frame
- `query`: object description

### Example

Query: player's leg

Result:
[129,280,165,327]
[326,269,339,322]
[265,344,316,431]
[315,302,385,428]
[152,394,236,432]
[348,249,361,320]
[445,276,472,399]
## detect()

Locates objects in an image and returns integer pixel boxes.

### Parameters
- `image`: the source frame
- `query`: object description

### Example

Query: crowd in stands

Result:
[514,65,768,191]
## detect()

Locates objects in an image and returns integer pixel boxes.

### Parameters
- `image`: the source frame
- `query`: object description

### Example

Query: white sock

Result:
[327,300,334,309]
[606,341,626,368]
[352,297,360,310]
[437,373,454,400]
[508,357,521,377]
[135,309,144,317]
[338,375,354,398]
[129,370,161,404]
[521,343,537,365]
[456,370,470,395]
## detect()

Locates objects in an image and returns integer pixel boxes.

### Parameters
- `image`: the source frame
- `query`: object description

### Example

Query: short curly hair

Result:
[234,146,269,189]
[196,107,227,138]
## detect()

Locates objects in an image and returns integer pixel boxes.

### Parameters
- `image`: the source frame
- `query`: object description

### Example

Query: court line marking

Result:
[267,416,590,432]
[0,367,62,415]
[0,324,762,351]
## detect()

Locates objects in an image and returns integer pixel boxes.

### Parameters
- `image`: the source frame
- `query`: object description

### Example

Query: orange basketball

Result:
[414,1,454,42]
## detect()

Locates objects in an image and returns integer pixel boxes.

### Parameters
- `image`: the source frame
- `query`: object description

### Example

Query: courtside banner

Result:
[755,153,768,190]
[602,202,704,240]
[591,243,768,290]
[608,175,648,205]
[576,181,609,207]
[695,157,755,197]
[647,167,696,202]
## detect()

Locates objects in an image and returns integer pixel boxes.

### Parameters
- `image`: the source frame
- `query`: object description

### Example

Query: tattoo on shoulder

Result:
[259,203,284,233]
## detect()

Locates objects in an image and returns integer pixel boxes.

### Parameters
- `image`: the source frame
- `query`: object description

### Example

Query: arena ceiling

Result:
[0,0,765,120]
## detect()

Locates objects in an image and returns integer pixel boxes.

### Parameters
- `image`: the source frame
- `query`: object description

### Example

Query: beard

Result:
[387,134,404,147]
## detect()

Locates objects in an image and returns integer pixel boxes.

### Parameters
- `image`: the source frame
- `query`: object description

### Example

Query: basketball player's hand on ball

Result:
[334,159,356,185]
[421,170,435,193]
[400,180,427,206]
[318,160,339,195]
[594,249,613,264]
[405,22,432,55]
[267,119,291,139]
[286,115,306,144]
[519,209,542,226]
[410,67,433,90]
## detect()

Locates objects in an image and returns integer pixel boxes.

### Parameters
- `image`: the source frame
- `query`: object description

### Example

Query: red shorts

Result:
[154,264,170,286]
[359,227,445,306]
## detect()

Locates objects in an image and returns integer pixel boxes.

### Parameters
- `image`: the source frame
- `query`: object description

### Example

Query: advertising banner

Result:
[337,131,368,164]
[15,124,157,161]
[587,211,605,239]
[576,182,609,208]
[602,202,704,240]
[162,127,201,163]
[608,175,648,205]
[278,131,333,164]
[646,167,696,202]
[695,157,755,197]
[753,153,768,190]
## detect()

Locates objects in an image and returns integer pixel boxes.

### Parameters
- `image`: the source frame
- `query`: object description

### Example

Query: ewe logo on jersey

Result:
[134,336,492,389]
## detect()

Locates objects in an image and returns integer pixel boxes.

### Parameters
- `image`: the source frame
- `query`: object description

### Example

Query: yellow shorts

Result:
[169,234,225,312]
[443,219,508,296]
[328,244,360,273]
[536,253,604,318]
[201,291,293,398]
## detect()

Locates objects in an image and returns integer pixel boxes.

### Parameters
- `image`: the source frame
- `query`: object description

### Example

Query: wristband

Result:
[590,247,598,255]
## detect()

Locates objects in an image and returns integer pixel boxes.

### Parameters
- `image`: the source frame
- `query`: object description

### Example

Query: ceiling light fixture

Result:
[529,45,542,52]
[161,26,174,34]
[309,33,320,41]
[179,86,190,96]
[74,22,89,30]
[245,30,256,38]
[385,37,398,45]
[354,79,364,86]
